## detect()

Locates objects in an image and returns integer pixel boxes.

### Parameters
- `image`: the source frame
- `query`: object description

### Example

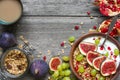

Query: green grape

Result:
[57,64,62,71]
[99,76,105,80]
[63,77,71,80]
[114,49,119,56]
[68,36,75,43]
[95,39,100,45]
[52,70,59,78]
[104,52,109,57]
[66,63,70,69]
[90,69,97,77]
[61,63,68,70]
[59,71,65,76]
[78,66,85,73]
[62,56,69,62]
[64,70,71,76]
[76,54,84,61]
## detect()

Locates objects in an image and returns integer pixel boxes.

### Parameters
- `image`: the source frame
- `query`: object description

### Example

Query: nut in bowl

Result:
[0,48,29,78]
[70,32,120,80]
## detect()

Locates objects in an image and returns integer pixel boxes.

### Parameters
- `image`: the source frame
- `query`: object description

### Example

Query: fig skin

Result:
[0,32,17,49]
[30,60,49,77]
[100,59,117,76]
[93,56,106,71]
[86,51,100,66]
[49,57,62,71]
[79,42,97,56]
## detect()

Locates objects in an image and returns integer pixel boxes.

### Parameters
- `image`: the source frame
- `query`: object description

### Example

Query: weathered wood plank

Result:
[1,17,119,80]
[21,0,101,16]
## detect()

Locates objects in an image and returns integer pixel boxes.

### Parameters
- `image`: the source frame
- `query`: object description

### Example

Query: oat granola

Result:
[4,49,28,75]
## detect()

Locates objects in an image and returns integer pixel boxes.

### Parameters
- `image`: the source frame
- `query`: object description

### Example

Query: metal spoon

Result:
[101,15,119,47]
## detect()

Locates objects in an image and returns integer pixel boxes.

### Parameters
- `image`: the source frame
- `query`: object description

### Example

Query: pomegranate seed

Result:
[117,0,120,4]
[100,45,104,50]
[87,11,91,15]
[108,0,114,5]
[84,63,89,69]
[43,56,47,61]
[100,27,108,33]
[110,51,113,55]
[93,26,97,30]
[60,42,65,47]
[107,46,111,50]
[115,21,120,29]
[95,78,98,80]
[110,28,118,36]
[113,55,117,59]
[76,61,80,65]
[85,73,90,77]
[74,25,79,30]
[74,66,78,71]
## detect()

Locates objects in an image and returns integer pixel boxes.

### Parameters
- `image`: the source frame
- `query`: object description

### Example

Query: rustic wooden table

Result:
[0,0,120,80]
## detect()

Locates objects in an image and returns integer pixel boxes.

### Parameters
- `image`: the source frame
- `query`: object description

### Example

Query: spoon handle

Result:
[102,15,118,45]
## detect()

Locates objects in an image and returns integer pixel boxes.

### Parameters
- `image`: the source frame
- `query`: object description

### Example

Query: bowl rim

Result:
[0,47,30,79]
[69,32,120,80]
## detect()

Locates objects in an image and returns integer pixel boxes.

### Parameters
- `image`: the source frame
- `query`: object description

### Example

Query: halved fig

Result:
[79,42,97,56]
[99,19,120,37]
[49,57,62,71]
[101,59,117,76]
[86,51,100,66]
[93,56,106,71]
[100,0,120,16]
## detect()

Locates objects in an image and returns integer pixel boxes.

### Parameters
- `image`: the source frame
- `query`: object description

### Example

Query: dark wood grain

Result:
[21,0,102,16]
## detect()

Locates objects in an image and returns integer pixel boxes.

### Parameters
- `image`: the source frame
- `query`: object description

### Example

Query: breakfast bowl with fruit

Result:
[70,32,120,80]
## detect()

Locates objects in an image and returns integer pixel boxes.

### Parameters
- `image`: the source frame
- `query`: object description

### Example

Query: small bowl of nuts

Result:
[0,47,29,78]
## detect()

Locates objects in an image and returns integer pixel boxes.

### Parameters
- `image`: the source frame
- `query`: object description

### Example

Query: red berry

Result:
[93,26,97,30]
[60,42,64,47]
[100,45,104,50]
[115,21,120,29]
[43,56,47,61]
[110,28,118,36]
[113,55,117,59]
[74,25,79,30]
[87,11,91,15]
[107,46,111,50]
[74,66,78,71]
[110,51,113,55]
[85,73,90,77]
[117,0,120,4]
[100,27,108,33]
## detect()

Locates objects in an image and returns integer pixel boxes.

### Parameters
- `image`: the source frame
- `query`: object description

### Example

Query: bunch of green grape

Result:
[49,56,77,80]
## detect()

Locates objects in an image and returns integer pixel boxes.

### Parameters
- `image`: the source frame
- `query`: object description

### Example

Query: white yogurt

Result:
[82,36,120,68]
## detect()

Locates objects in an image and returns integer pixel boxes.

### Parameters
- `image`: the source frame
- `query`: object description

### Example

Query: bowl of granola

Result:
[70,32,120,80]
[0,47,29,78]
